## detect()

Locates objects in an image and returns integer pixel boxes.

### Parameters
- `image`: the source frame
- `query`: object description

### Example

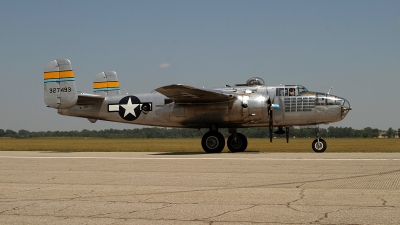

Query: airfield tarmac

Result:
[0,151,399,225]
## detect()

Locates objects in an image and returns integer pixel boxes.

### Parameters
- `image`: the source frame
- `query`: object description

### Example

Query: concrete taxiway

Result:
[0,151,399,224]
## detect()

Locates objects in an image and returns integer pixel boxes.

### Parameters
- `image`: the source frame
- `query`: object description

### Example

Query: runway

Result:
[1,151,399,224]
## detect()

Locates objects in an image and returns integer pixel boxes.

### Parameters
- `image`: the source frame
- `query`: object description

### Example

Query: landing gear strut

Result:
[312,127,327,153]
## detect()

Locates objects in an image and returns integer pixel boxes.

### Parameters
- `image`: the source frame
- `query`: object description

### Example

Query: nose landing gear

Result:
[312,127,327,153]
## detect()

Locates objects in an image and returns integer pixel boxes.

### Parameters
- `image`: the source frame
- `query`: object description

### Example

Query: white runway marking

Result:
[0,156,399,161]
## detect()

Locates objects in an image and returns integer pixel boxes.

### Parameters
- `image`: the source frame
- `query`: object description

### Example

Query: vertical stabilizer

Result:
[93,71,121,97]
[44,59,78,109]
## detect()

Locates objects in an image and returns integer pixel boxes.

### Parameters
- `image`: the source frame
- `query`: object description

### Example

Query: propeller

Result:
[269,111,273,144]
[267,97,289,145]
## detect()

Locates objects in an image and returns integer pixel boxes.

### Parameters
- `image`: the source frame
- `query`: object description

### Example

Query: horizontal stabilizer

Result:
[77,93,105,105]
[156,84,236,104]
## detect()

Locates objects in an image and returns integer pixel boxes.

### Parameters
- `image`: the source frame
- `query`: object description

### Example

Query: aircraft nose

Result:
[341,98,351,110]
[339,97,351,119]
[324,94,351,119]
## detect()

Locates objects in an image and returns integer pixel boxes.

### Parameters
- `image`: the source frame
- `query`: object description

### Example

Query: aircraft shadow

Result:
[152,151,260,156]
[151,152,207,156]
[40,151,74,154]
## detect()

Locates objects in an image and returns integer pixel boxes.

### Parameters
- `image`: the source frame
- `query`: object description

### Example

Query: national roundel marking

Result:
[108,95,153,121]
[118,95,142,121]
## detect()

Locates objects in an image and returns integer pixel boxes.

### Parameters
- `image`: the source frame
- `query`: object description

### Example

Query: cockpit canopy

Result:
[246,77,265,86]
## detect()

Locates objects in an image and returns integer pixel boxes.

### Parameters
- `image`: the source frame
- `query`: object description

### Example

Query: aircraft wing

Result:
[76,93,105,105]
[156,84,236,104]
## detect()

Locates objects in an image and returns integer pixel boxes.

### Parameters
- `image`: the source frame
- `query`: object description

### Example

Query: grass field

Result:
[1,138,399,152]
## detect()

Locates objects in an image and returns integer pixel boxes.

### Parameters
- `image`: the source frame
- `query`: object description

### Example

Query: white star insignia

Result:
[120,97,140,117]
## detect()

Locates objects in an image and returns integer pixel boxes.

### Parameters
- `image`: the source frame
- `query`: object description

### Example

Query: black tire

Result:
[312,139,327,153]
[227,133,248,152]
[201,131,225,153]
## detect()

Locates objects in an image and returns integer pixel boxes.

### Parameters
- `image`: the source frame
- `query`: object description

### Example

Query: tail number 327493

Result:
[49,87,72,93]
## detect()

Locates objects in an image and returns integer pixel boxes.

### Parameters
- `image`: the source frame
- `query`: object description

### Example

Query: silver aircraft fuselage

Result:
[44,59,351,153]
[59,84,350,129]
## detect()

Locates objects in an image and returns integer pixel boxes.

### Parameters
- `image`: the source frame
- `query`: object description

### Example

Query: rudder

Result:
[93,71,121,97]
[44,59,78,109]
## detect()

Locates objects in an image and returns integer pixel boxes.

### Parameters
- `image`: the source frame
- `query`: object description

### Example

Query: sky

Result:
[1,0,399,132]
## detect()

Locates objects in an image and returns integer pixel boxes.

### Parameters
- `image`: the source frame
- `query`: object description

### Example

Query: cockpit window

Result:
[246,77,265,86]
[277,88,291,96]
[276,85,309,96]
[297,86,308,94]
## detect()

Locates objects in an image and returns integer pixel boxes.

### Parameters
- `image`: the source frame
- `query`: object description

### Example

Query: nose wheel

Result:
[312,138,327,153]
[312,127,327,153]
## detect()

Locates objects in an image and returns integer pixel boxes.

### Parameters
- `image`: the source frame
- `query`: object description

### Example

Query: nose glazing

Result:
[338,97,351,119]
[342,98,351,110]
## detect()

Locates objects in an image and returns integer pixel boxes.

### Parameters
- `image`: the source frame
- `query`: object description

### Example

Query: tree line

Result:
[0,127,398,139]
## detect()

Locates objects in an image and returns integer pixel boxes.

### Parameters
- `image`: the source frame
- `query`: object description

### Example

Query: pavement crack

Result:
[378,196,387,207]
[200,204,258,221]
[311,209,342,224]
[286,188,306,212]
[0,202,38,215]
[376,196,396,209]
[248,168,400,189]
[132,202,174,214]
[55,203,75,213]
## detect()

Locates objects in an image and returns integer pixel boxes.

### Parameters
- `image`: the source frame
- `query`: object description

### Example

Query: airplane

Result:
[43,59,351,153]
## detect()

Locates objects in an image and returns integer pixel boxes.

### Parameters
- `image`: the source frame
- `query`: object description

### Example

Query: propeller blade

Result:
[267,97,274,145]
[268,103,273,144]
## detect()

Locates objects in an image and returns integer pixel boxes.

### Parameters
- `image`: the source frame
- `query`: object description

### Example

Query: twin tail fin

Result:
[44,59,122,109]
[93,71,121,97]
[43,59,78,109]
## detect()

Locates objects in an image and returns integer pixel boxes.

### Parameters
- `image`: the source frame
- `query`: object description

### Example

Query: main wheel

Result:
[201,131,225,153]
[227,133,248,152]
[312,138,327,153]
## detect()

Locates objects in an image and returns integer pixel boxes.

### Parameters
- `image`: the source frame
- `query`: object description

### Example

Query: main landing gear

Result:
[311,127,327,153]
[201,126,248,153]
[201,126,328,153]
[227,133,248,152]
[201,131,225,153]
